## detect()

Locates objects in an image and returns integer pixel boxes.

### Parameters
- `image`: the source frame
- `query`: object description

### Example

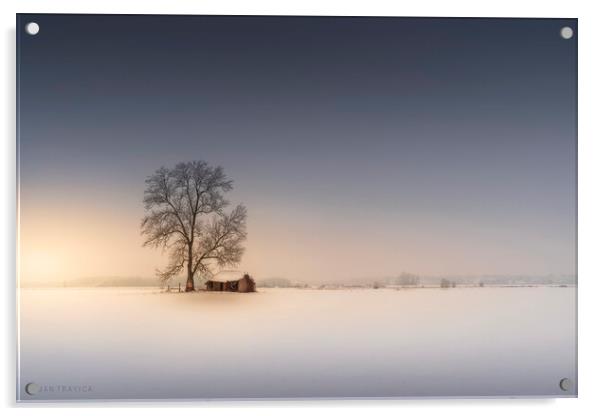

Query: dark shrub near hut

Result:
[206,273,256,293]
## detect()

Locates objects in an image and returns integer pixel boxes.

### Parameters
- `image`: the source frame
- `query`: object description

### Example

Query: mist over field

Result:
[18,286,576,400]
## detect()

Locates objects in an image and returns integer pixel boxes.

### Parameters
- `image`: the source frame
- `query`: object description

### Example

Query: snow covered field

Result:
[18,287,576,400]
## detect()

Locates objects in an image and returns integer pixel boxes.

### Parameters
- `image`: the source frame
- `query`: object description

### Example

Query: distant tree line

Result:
[440,278,457,288]
[395,272,421,286]
[256,277,292,288]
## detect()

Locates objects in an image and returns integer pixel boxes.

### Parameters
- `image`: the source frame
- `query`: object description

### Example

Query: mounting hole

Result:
[559,377,573,391]
[25,22,40,36]
[560,26,573,40]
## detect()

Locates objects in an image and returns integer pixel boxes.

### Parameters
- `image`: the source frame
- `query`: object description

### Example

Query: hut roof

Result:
[207,270,245,282]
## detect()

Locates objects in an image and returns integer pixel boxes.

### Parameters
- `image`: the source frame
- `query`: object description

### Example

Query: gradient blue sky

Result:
[18,15,577,283]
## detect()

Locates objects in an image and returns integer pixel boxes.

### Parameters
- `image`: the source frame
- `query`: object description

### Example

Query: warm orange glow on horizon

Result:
[19,184,575,286]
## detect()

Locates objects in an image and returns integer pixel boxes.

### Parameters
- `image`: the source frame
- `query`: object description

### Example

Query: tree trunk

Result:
[185,243,195,291]
[185,256,195,292]
[185,272,195,291]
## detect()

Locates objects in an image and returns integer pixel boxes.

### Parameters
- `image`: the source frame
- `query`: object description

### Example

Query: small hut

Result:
[205,272,256,293]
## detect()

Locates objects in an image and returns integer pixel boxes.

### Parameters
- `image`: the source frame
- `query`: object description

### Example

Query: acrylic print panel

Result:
[16,14,577,400]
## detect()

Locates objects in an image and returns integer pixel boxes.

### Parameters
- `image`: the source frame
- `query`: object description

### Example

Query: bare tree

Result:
[141,161,247,291]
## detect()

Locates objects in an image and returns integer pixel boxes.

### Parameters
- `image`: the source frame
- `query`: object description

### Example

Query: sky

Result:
[17,15,577,284]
